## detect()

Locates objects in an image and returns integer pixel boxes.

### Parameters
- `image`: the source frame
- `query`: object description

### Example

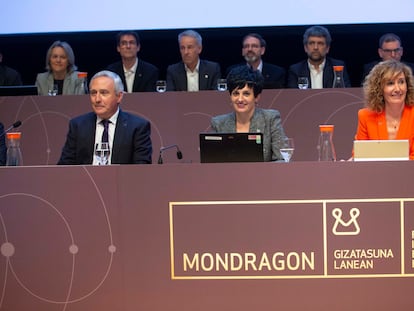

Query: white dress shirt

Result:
[185,60,200,92]
[124,58,138,93]
[308,59,325,89]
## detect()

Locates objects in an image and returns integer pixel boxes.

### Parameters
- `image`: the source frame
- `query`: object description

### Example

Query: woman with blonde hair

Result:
[36,40,86,96]
[355,59,414,159]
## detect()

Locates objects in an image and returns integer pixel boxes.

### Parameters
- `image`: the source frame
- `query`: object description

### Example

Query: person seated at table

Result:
[57,70,152,165]
[354,59,414,159]
[0,49,22,86]
[287,25,351,89]
[361,33,414,83]
[210,65,287,161]
[106,31,159,92]
[36,41,86,96]
[226,33,286,89]
[0,122,6,165]
[166,30,221,91]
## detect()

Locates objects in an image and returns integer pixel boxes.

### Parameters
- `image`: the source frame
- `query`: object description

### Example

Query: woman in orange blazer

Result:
[355,60,414,160]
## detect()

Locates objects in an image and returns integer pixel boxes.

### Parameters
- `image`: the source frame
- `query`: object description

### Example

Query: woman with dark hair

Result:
[210,65,287,162]
[355,59,414,159]
[35,40,86,96]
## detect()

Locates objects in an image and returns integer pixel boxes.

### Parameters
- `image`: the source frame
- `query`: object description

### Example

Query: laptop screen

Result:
[353,139,409,161]
[0,85,38,96]
[199,132,264,163]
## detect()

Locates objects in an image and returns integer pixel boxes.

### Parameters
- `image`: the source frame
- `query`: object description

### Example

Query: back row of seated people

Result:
[1,26,414,94]
[1,58,413,165]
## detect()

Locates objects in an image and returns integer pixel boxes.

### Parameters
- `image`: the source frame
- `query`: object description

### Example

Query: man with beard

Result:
[287,25,351,88]
[226,33,286,89]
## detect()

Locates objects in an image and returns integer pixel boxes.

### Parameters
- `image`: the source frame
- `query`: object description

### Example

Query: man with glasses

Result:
[107,31,159,92]
[362,33,414,82]
[226,33,286,89]
[287,25,351,88]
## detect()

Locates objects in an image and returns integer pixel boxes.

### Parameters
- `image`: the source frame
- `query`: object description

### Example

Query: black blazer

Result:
[107,59,159,92]
[0,64,22,86]
[287,57,352,88]
[362,60,414,84]
[226,62,286,89]
[58,109,152,165]
[0,122,6,165]
[166,59,221,91]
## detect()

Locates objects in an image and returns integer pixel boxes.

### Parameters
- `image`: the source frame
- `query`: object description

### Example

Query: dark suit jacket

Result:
[0,64,22,86]
[166,59,221,91]
[226,62,286,89]
[107,59,159,92]
[362,60,414,84]
[287,57,352,88]
[0,122,6,165]
[58,109,152,165]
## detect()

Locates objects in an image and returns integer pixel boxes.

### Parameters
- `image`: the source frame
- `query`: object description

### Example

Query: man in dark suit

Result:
[58,71,152,165]
[287,25,351,89]
[226,33,286,89]
[362,33,414,83]
[166,30,221,91]
[0,122,6,165]
[0,50,22,86]
[107,31,159,92]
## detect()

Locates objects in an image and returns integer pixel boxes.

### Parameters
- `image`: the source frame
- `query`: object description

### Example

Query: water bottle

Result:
[6,132,23,166]
[77,72,88,94]
[318,125,336,161]
[332,66,345,88]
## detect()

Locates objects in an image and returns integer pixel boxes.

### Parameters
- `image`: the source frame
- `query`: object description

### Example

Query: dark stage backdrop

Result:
[1,23,414,87]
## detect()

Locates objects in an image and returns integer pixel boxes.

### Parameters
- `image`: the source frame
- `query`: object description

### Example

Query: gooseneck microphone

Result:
[0,120,22,139]
[157,144,183,164]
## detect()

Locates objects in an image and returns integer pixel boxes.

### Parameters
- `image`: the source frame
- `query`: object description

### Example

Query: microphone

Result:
[0,120,22,139]
[157,144,183,164]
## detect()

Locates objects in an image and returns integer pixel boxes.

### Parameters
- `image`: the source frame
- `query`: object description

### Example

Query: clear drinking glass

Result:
[217,79,227,91]
[297,77,309,90]
[95,142,110,165]
[280,137,295,162]
[48,84,58,96]
[156,80,167,93]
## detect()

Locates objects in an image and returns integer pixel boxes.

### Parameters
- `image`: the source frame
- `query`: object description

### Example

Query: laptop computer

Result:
[0,85,38,96]
[353,139,409,161]
[199,132,264,163]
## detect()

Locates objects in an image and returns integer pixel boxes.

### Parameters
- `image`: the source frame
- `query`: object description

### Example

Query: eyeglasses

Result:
[242,44,261,49]
[381,47,402,54]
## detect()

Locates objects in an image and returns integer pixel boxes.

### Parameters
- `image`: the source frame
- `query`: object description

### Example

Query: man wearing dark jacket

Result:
[287,25,351,89]
[107,31,159,93]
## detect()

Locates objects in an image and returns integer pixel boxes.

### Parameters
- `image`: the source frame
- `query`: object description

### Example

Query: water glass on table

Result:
[95,142,110,165]
[217,79,227,91]
[156,80,167,93]
[48,84,58,96]
[297,77,309,90]
[280,138,295,162]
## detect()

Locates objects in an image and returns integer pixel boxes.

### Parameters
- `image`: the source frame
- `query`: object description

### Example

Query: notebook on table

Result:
[199,132,264,163]
[353,139,409,161]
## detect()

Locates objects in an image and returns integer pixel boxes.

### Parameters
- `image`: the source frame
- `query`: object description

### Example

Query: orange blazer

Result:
[355,106,414,160]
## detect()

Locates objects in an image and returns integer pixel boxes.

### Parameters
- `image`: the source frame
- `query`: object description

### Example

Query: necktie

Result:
[101,119,109,143]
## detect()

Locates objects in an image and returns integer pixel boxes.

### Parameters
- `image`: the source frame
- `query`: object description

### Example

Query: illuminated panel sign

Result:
[169,199,414,279]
